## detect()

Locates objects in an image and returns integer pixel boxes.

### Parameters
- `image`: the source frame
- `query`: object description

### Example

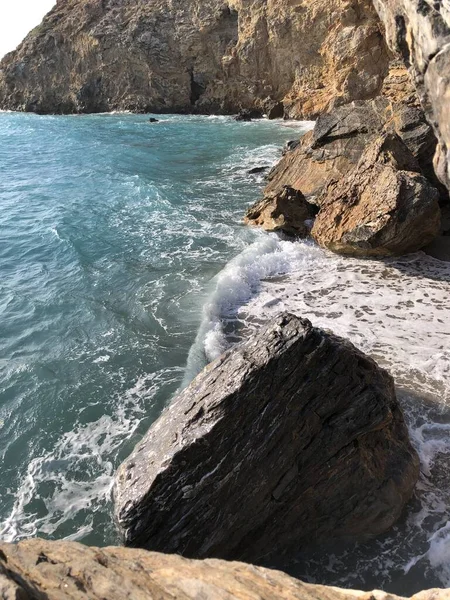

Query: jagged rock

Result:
[2,538,450,600]
[264,96,442,205]
[247,166,270,174]
[114,313,419,561]
[312,133,441,256]
[372,0,450,191]
[235,109,263,121]
[282,140,300,155]
[244,187,312,235]
[0,0,389,116]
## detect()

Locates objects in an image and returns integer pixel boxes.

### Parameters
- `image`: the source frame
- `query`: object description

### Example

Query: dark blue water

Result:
[0,112,311,544]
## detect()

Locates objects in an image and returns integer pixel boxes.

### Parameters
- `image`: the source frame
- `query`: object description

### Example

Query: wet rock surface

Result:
[311,133,441,256]
[114,313,419,562]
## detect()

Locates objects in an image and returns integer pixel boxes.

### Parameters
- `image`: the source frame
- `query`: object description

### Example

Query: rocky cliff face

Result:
[371,0,450,187]
[2,539,450,600]
[0,0,389,116]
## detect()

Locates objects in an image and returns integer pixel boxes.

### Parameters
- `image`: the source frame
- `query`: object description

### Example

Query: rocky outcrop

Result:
[244,186,313,236]
[371,0,450,190]
[311,133,441,256]
[264,96,441,205]
[2,538,450,600]
[0,0,389,116]
[115,313,419,561]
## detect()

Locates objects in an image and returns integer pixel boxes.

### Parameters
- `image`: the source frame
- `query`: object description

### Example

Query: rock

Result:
[244,187,312,236]
[312,133,441,256]
[264,100,387,203]
[234,109,263,121]
[266,101,285,119]
[2,538,450,600]
[148,117,159,123]
[0,0,389,116]
[114,313,419,561]
[371,0,450,190]
[247,166,270,175]
[282,140,301,155]
[264,96,443,205]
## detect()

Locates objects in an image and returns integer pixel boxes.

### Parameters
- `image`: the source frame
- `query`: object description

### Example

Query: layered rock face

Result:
[371,0,450,188]
[0,0,389,116]
[115,313,418,561]
[2,538,450,600]
[254,97,443,253]
[311,133,441,255]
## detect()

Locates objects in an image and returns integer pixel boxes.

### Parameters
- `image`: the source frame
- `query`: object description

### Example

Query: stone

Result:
[2,538,450,600]
[234,109,263,121]
[148,117,159,123]
[312,133,441,256]
[264,96,443,206]
[0,0,389,117]
[247,166,270,175]
[371,0,450,191]
[244,186,312,235]
[114,313,419,562]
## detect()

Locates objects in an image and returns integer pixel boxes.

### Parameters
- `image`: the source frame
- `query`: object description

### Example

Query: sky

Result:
[0,0,56,60]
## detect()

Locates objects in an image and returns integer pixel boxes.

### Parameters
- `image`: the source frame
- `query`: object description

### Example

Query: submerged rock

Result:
[114,313,419,562]
[234,109,263,121]
[247,166,270,175]
[1,538,449,600]
[312,133,441,256]
[244,186,312,236]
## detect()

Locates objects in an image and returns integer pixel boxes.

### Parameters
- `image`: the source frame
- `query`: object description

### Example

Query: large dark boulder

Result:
[114,314,419,562]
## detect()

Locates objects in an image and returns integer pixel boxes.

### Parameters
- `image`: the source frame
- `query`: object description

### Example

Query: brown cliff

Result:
[0,0,389,116]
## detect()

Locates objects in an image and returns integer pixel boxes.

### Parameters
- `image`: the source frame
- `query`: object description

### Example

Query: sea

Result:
[1,111,450,595]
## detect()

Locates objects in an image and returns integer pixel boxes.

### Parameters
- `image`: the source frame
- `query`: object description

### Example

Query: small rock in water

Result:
[247,166,270,174]
[148,117,159,123]
[234,109,263,121]
[114,313,419,562]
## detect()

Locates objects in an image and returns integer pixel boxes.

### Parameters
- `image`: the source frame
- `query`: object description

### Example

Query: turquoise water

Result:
[0,112,309,545]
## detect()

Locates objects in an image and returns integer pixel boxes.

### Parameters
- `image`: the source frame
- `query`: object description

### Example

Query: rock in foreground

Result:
[1,538,449,600]
[115,313,419,561]
[312,133,441,256]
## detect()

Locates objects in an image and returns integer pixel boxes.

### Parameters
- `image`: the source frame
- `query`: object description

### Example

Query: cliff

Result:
[1,538,449,600]
[0,0,389,116]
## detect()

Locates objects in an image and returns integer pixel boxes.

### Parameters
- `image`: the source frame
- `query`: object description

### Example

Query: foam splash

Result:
[0,369,175,543]
[183,234,310,384]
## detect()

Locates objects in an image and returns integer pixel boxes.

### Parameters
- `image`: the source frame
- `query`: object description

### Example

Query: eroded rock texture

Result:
[372,0,450,189]
[114,313,419,562]
[0,0,389,116]
[244,186,313,236]
[264,96,440,205]
[311,133,441,256]
[2,538,450,600]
